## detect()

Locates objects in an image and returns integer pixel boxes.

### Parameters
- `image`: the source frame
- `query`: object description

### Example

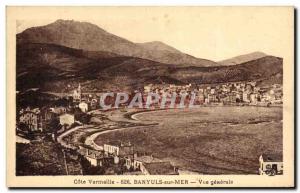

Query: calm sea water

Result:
[97,106,283,174]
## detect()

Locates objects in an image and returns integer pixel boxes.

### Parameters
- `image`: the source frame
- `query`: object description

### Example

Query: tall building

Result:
[73,83,81,102]
[19,107,43,132]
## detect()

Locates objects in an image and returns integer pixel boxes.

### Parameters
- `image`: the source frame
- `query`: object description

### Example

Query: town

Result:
[142,81,282,107]
[16,80,283,175]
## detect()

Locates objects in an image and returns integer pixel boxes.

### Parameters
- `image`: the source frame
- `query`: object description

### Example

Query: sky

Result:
[15,7,293,61]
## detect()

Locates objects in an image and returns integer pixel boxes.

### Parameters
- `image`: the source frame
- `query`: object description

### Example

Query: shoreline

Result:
[89,105,283,148]
[128,104,282,121]
[57,106,282,175]
[86,109,160,149]
[59,105,282,150]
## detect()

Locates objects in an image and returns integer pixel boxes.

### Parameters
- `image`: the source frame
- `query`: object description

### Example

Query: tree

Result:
[46,117,61,133]
[18,122,29,132]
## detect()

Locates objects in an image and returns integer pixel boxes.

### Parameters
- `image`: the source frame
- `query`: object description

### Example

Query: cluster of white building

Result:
[143,82,283,106]
[78,141,178,175]
[17,84,91,135]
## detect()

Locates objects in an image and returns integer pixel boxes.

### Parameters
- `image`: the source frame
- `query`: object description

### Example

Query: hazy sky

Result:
[16,7,293,61]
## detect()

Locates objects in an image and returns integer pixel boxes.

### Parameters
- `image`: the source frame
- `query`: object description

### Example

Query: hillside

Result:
[17,19,217,67]
[17,43,283,92]
[137,41,182,53]
[218,52,267,66]
[16,43,173,92]
[171,56,283,85]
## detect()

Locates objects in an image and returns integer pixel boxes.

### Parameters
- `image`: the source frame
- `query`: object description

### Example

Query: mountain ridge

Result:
[218,51,267,66]
[17,19,217,67]
[137,41,182,53]
[16,43,283,92]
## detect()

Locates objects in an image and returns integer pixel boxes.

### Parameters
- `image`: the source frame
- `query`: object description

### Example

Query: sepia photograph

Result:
[6,6,294,188]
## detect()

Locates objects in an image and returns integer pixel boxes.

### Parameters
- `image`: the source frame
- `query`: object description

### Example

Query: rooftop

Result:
[135,155,161,163]
[78,147,103,159]
[261,153,283,162]
[143,162,178,175]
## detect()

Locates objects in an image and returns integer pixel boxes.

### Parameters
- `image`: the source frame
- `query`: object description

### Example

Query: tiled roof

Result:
[143,162,178,175]
[135,156,161,163]
[262,153,283,162]
[78,147,103,159]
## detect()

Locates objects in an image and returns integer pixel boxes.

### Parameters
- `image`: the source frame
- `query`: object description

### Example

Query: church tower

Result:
[78,83,81,95]
[72,83,82,102]
[78,83,81,101]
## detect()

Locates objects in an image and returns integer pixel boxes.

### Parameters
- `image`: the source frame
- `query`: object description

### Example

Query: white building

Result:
[19,107,43,132]
[243,92,250,103]
[59,113,75,126]
[133,155,159,171]
[49,106,67,115]
[144,84,152,93]
[104,143,120,156]
[73,84,81,102]
[78,146,103,166]
[131,155,178,175]
[250,93,258,104]
[16,135,31,144]
[259,154,283,176]
[104,141,133,156]
[79,102,88,112]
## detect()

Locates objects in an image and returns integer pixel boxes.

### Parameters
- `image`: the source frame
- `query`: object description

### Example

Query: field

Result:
[94,106,283,174]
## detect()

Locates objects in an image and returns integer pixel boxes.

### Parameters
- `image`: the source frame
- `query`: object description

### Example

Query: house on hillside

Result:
[104,142,120,156]
[104,141,133,156]
[18,107,43,132]
[104,141,134,165]
[242,92,250,103]
[250,93,258,104]
[132,155,161,171]
[259,153,283,176]
[78,146,104,166]
[128,154,178,175]
[79,101,88,112]
[16,135,31,144]
[50,106,67,115]
[142,162,179,175]
[59,113,75,127]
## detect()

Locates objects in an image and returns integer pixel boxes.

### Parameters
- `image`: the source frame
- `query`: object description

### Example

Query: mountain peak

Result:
[52,19,82,26]
[17,19,217,67]
[52,19,93,26]
[54,19,74,24]
[48,19,107,33]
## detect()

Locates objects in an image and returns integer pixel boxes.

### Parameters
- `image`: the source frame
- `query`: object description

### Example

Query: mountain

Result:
[218,52,267,66]
[17,43,283,92]
[136,41,215,67]
[137,41,182,53]
[17,19,217,67]
[16,43,175,92]
[171,55,283,85]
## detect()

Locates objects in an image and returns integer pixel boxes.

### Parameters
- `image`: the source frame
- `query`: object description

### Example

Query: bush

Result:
[16,142,66,176]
